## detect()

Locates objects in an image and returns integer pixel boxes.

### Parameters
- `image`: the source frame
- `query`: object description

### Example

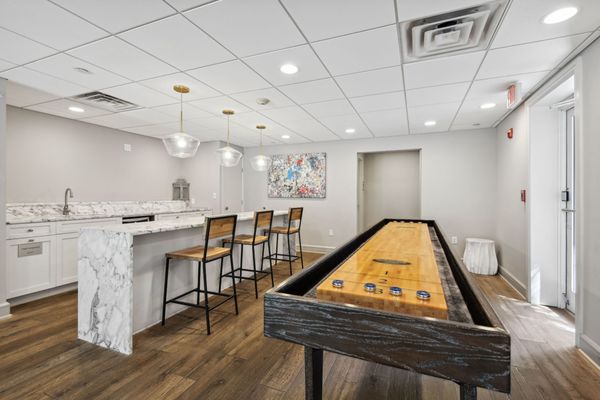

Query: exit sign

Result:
[507,83,521,109]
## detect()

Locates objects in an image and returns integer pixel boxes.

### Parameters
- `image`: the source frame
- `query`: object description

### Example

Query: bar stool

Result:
[219,210,274,299]
[267,207,304,275]
[162,214,238,335]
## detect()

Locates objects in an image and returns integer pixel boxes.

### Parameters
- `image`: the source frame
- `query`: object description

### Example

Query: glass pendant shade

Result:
[250,154,271,171]
[216,145,243,167]
[162,132,200,158]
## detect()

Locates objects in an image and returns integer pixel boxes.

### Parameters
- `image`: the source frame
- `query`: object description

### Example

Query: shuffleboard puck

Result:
[332,279,344,289]
[389,286,403,296]
[363,283,376,292]
[416,290,431,300]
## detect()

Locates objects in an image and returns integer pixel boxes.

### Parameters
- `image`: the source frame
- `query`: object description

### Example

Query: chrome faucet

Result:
[63,188,74,215]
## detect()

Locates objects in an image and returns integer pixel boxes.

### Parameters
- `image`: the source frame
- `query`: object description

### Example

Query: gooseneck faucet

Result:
[63,188,74,215]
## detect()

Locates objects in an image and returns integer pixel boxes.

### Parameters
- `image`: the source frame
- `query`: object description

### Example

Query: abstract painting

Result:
[268,153,326,198]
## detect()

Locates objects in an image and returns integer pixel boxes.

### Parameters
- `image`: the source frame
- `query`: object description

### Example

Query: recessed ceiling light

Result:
[280,64,298,75]
[345,128,356,134]
[68,106,85,113]
[480,102,496,109]
[281,134,290,139]
[543,7,578,24]
[424,120,436,126]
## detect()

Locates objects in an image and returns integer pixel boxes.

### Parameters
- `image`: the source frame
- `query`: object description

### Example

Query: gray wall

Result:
[0,79,9,318]
[243,129,497,254]
[6,107,182,203]
[180,141,222,212]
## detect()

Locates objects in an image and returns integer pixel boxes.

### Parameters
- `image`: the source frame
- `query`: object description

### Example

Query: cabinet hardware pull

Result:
[28,239,34,242]
[27,229,34,232]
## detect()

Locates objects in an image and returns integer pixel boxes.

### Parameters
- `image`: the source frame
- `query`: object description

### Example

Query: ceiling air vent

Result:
[399,1,508,62]
[70,91,140,112]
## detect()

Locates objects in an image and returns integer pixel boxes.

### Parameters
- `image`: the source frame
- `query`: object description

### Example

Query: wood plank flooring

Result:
[1,252,599,399]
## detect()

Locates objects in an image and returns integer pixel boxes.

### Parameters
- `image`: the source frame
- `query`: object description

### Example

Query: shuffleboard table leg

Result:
[304,346,323,400]
[459,383,477,400]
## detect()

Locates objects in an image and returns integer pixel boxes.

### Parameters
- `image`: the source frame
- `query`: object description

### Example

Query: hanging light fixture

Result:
[250,124,272,172]
[162,85,200,158]
[216,109,243,167]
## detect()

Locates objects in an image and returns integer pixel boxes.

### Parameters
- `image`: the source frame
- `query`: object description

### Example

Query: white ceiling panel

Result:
[406,82,470,107]
[81,113,150,130]
[404,51,485,90]
[229,111,274,131]
[115,108,178,127]
[231,88,295,110]
[139,72,220,101]
[119,15,233,70]
[335,66,404,98]
[282,118,339,142]
[164,0,215,12]
[478,35,588,80]
[281,0,395,41]
[360,108,408,137]
[408,102,461,134]
[319,114,371,139]
[187,60,270,94]
[68,37,177,81]
[303,99,355,118]
[26,53,130,89]
[395,0,484,22]
[151,102,213,120]
[492,0,600,48]
[0,0,106,50]
[1,67,89,97]
[103,83,177,108]
[466,71,549,104]
[243,45,329,86]
[350,91,406,113]
[0,27,56,65]
[313,25,401,76]
[184,0,305,57]
[0,59,15,72]
[5,81,59,107]
[279,78,344,104]
[260,105,313,123]
[453,99,507,128]
[188,96,251,115]
[52,0,175,33]
[26,98,112,119]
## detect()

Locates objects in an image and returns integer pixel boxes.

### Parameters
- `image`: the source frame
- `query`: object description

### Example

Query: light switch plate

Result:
[451,236,458,245]
[124,144,132,152]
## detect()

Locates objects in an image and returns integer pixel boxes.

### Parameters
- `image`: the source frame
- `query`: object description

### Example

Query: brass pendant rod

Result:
[179,92,183,133]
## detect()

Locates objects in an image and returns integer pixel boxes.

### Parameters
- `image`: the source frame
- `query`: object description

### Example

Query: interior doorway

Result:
[562,106,576,313]
[357,150,421,232]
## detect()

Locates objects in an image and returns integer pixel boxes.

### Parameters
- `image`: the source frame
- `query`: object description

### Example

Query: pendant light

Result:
[216,109,243,167]
[162,85,200,158]
[250,124,272,172]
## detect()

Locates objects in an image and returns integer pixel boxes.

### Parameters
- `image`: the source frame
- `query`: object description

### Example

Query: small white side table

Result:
[463,238,498,275]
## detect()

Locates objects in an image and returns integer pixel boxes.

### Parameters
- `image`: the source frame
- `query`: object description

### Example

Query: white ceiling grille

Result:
[70,91,140,112]
[400,1,508,62]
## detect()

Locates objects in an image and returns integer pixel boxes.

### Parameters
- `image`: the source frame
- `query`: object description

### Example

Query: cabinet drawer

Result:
[56,217,121,234]
[6,222,55,239]
[6,236,56,298]
[156,211,209,221]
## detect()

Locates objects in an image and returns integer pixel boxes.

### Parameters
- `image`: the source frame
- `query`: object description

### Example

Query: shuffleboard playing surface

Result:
[316,222,448,319]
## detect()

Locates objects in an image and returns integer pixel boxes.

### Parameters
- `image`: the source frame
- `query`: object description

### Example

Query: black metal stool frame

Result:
[266,207,305,275]
[162,214,239,335]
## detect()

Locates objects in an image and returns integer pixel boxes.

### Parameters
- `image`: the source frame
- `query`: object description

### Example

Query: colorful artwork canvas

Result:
[268,153,326,198]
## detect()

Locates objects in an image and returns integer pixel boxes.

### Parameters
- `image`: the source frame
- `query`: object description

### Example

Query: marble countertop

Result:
[83,210,288,236]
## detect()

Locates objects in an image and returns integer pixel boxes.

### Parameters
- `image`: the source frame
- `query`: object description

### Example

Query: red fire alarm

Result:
[521,189,526,203]
[507,128,514,139]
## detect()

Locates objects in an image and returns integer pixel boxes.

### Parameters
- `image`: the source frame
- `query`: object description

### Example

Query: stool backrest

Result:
[288,207,303,230]
[205,215,237,244]
[253,210,274,243]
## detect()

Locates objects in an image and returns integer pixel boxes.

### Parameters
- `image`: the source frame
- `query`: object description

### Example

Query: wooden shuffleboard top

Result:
[316,222,448,319]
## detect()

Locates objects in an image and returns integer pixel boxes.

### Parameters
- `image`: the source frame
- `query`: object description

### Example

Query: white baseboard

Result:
[8,283,77,306]
[579,334,600,369]
[498,265,527,298]
[0,301,11,320]
[297,244,335,254]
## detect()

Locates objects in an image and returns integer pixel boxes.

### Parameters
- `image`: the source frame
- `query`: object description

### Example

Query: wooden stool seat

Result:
[167,246,231,262]
[269,226,299,234]
[223,234,269,245]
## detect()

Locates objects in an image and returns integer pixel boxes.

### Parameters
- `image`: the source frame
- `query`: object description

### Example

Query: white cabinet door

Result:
[6,236,56,298]
[56,232,79,285]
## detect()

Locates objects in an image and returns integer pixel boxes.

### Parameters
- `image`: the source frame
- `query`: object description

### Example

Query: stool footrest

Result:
[222,268,271,282]
[166,289,235,312]
[266,252,301,262]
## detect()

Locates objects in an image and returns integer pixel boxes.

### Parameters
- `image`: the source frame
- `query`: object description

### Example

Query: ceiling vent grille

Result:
[70,91,140,112]
[400,1,507,62]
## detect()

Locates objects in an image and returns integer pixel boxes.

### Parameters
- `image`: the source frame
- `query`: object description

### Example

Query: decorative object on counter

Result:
[216,109,243,167]
[268,152,326,198]
[172,178,190,201]
[162,85,200,159]
[250,124,272,172]
[463,238,498,275]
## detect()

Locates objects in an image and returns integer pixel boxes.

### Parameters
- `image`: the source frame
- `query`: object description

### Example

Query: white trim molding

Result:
[0,302,11,320]
[498,265,527,298]
[579,334,600,369]
[297,244,335,255]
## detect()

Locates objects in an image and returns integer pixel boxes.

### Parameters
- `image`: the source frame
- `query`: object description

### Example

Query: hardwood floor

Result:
[1,252,599,399]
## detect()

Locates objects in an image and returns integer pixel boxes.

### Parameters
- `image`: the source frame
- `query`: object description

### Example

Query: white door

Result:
[563,107,576,313]
[220,162,244,213]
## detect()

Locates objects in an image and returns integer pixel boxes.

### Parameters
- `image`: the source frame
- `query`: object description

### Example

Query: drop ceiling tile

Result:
[303,99,355,118]
[243,45,329,86]
[164,0,215,12]
[335,66,404,97]
[2,67,89,97]
[0,0,106,50]
[407,102,461,134]
[260,105,313,123]
[467,71,550,103]
[26,99,112,119]
[350,91,406,113]
[279,78,344,104]
[453,99,507,127]
[184,0,305,57]
[492,0,600,48]
[319,114,371,139]
[283,119,339,142]
[281,0,395,41]
[52,0,175,33]
[231,88,294,110]
[115,108,178,127]
[139,72,221,101]
[192,116,228,130]
[404,51,484,90]
[187,60,270,94]
[406,82,469,107]
[188,96,250,115]
[119,15,233,71]
[0,27,56,64]
[395,0,484,22]
[0,59,16,72]
[81,113,149,129]
[26,53,130,89]
[360,108,408,137]
[478,35,588,79]
[152,103,213,119]
[68,37,177,81]
[313,25,401,76]
[230,111,274,131]
[5,81,59,107]
[103,83,177,108]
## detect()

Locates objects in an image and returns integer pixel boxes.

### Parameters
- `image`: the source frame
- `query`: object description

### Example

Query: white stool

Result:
[463,238,498,275]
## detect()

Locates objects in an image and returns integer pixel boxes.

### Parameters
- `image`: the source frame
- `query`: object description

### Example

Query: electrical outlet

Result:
[212,192,217,199]
[451,236,458,245]
[190,198,195,204]
[123,144,131,152]
[328,229,334,236]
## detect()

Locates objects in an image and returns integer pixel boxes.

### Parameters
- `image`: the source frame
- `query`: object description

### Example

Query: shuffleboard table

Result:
[263,219,511,400]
